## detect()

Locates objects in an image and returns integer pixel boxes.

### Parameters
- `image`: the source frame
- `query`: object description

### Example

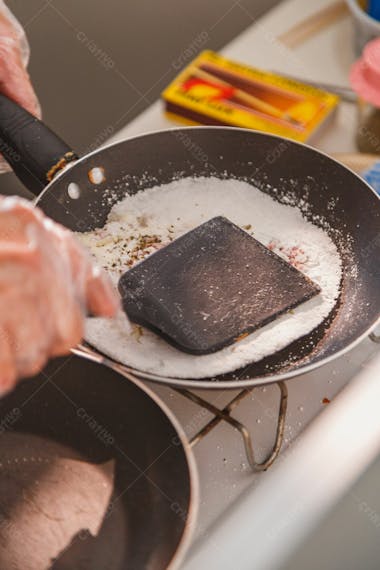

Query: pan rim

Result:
[36,126,380,389]
[87,316,380,389]
[109,363,199,568]
[35,125,380,204]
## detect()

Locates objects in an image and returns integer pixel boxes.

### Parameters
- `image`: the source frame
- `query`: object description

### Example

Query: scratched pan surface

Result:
[0,356,196,570]
[0,97,378,388]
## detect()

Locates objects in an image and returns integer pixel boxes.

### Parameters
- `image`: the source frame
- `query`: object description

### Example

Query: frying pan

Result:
[0,354,197,570]
[0,94,379,390]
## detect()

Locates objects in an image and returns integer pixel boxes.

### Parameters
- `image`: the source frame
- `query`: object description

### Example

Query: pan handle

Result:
[0,94,78,196]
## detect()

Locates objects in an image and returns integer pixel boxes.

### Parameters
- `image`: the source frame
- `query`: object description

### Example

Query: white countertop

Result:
[104,0,380,567]
[109,0,357,156]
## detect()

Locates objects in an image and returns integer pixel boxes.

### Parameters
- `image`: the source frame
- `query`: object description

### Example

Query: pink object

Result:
[350,37,380,107]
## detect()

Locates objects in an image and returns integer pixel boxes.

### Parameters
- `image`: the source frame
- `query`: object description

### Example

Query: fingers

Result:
[0,278,83,383]
[0,66,40,117]
[0,199,119,394]
[31,232,85,357]
[0,197,44,247]
[0,41,41,117]
[49,299,84,357]
[66,235,119,318]
[0,243,40,266]
[85,265,119,317]
[0,325,16,394]
[0,283,49,381]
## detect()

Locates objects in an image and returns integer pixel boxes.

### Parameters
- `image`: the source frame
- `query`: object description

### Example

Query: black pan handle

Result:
[0,94,78,196]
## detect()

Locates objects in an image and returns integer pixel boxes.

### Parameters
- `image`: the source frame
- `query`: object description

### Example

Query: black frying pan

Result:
[0,355,197,570]
[0,94,379,390]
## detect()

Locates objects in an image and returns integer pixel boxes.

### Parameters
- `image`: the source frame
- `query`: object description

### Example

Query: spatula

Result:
[118,216,320,355]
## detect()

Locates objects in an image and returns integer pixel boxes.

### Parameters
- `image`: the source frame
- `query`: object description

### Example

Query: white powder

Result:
[79,177,342,379]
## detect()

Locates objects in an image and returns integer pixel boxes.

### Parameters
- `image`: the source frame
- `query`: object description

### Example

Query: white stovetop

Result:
[104,0,380,567]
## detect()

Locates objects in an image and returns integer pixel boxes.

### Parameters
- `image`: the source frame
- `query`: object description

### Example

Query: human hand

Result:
[0,5,40,117]
[0,197,119,394]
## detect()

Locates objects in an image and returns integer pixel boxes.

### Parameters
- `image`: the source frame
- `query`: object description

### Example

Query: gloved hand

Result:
[0,197,119,394]
[0,2,40,116]
[0,2,40,172]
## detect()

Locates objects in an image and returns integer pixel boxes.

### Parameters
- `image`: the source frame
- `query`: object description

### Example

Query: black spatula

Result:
[118,216,320,355]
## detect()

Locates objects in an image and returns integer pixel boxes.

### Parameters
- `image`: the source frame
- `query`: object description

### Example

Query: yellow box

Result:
[162,51,339,142]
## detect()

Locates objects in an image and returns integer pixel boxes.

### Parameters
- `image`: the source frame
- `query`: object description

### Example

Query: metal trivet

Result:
[75,330,380,473]
[175,383,288,472]
[75,342,288,472]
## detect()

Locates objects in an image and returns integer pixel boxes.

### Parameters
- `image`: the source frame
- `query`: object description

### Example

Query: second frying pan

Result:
[0,94,379,389]
[0,355,197,569]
